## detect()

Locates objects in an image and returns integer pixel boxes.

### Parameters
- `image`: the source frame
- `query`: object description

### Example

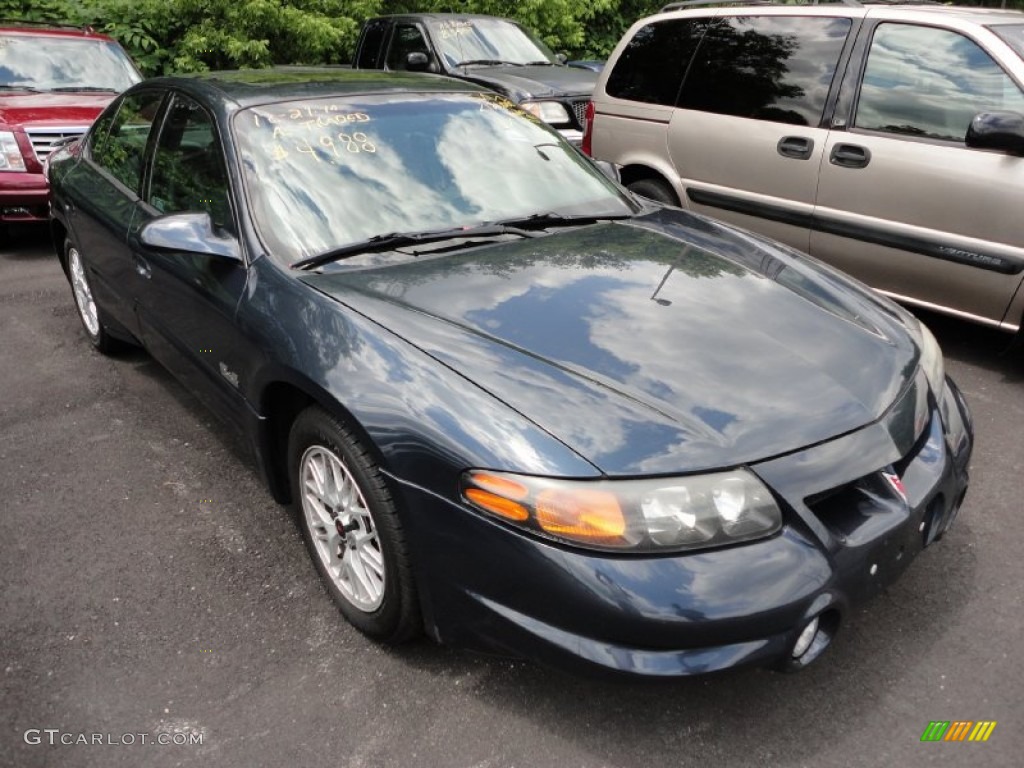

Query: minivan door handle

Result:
[830,143,871,169]
[777,136,814,160]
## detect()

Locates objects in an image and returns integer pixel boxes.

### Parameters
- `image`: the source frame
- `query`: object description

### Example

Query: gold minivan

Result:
[585,2,1024,334]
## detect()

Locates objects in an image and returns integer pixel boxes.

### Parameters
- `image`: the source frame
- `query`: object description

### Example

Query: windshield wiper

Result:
[455,59,523,67]
[492,212,633,230]
[292,223,537,271]
[47,86,118,92]
[0,84,43,92]
[522,60,555,66]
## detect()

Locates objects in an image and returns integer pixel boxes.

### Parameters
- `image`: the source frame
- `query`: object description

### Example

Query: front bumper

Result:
[0,171,49,222]
[396,374,972,677]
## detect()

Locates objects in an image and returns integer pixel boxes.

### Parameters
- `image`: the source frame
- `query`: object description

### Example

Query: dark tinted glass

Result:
[90,90,165,194]
[387,24,431,70]
[857,23,1024,142]
[149,94,231,228]
[606,19,707,106]
[679,16,852,126]
[356,19,389,68]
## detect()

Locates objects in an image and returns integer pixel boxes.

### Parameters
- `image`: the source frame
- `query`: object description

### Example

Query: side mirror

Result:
[556,53,568,65]
[966,111,1024,156]
[139,213,241,262]
[405,51,431,72]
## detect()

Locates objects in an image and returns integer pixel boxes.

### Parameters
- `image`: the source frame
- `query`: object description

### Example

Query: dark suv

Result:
[352,14,597,144]
[0,22,140,226]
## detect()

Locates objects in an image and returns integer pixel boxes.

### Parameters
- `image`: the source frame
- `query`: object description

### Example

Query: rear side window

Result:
[90,90,165,194]
[856,23,1024,142]
[606,18,708,106]
[679,15,852,126]
[356,19,389,68]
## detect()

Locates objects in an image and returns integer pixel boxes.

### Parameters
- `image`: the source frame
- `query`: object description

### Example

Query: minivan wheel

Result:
[288,406,421,643]
[627,178,679,206]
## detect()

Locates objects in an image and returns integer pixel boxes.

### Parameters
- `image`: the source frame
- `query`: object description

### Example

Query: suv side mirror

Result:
[966,111,1024,156]
[139,213,241,262]
[405,52,431,72]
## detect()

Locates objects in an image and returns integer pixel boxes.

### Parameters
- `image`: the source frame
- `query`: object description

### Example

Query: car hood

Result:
[457,64,596,100]
[0,92,113,126]
[303,212,919,475]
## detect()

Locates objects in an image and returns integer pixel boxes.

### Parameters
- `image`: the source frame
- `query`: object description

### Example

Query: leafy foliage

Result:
[2,0,1023,77]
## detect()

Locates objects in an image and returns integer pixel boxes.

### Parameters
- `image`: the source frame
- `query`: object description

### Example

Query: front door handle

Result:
[830,143,871,169]
[777,136,814,160]
[134,255,151,279]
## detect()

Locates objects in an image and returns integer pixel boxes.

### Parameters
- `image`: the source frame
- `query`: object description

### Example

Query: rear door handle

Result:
[777,136,814,160]
[830,143,871,169]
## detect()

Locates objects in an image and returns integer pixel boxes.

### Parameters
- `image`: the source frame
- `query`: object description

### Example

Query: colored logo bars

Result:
[921,721,997,742]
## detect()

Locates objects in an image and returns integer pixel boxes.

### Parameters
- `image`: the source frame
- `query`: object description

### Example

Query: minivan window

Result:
[856,23,1024,142]
[605,19,708,106]
[678,15,852,126]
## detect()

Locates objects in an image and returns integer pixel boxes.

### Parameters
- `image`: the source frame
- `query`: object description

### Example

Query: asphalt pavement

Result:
[2,223,1022,768]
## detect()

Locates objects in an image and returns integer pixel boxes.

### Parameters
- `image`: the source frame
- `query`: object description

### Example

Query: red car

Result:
[0,22,140,228]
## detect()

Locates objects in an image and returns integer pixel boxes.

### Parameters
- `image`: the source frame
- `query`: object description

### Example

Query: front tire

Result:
[288,406,420,643]
[65,238,121,354]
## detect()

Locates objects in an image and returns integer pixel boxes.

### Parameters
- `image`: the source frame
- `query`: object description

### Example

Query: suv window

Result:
[0,33,139,91]
[605,18,709,106]
[679,15,852,126]
[856,23,1024,142]
[90,90,165,194]
[356,19,389,69]
[148,94,231,228]
[387,24,431,70]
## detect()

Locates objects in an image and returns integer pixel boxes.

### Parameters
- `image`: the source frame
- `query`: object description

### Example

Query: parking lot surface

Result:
[2,224,1022,768]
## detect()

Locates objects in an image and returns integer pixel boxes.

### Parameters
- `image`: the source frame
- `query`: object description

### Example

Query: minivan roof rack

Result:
[660,0,862,11]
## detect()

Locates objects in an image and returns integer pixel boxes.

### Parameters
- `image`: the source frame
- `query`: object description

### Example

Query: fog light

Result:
[792,617,819,659]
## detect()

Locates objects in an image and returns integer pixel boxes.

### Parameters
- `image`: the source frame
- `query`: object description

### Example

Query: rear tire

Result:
[627,178,679,206]
[288,406,421,643]
[65,238,123,354]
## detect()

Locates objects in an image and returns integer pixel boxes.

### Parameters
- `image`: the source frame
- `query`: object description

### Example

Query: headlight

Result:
[521,100,571,126]
[461,468,782,552]
[917,320,945,396]
[0,131,27,172]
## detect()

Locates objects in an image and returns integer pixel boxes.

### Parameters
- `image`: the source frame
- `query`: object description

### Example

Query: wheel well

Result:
[259,381,387,505]
[51,219,69,274]
[618,165,680,202]
[261,382,315,504]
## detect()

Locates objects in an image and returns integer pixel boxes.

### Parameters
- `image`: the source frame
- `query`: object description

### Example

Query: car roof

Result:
[0,22,117,41]
[370,13,517,23]
[654,1,1024,23]
[140,67,489,110]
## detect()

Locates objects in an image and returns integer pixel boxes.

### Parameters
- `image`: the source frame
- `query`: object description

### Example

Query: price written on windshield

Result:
[253,106,378,164]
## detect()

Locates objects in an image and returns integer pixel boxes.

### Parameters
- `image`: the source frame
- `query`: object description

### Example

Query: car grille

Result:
[25,127,89,164]
[570,100,589,129]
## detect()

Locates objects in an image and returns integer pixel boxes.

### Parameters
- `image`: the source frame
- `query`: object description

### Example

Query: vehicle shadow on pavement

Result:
[383,519,977,766]
[918,307,1024,383]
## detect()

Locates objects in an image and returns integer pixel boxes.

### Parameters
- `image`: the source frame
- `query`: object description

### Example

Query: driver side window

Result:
[387,24,432,70]
[147,93,232,230]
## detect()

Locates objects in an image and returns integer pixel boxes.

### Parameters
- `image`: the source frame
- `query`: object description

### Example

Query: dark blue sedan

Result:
[47,68,973,677]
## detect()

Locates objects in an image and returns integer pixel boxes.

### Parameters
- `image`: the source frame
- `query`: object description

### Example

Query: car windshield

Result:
[992,24,1024,60]
[427,18,557,67]
[234,93,634,265]
[0,34,140,91]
